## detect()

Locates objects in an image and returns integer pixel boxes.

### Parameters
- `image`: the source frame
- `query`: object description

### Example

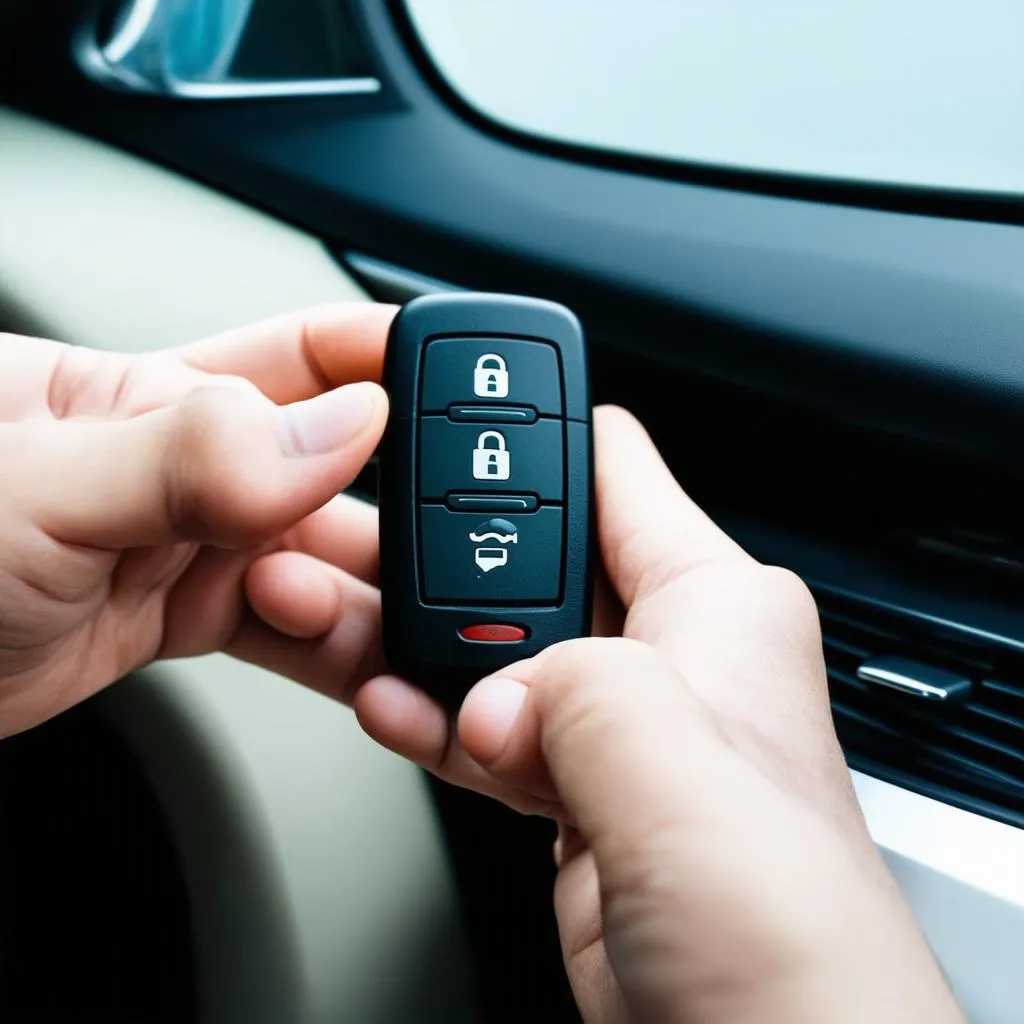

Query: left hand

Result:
[0,304,394,737]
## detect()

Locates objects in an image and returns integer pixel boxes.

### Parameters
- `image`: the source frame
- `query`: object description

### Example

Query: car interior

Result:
[1,2,1023,1022]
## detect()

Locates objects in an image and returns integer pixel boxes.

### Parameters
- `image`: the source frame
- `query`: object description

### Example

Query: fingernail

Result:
[277,383,379,457]
[469,676,528,750]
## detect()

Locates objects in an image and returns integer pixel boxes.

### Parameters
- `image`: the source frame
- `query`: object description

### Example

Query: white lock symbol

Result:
[472,430,511,480]
[473,354,509,398]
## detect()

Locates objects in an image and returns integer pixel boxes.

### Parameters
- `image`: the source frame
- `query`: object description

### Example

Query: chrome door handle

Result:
[75,0,380,100]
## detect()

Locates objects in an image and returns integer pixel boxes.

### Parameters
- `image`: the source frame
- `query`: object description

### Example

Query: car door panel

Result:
[0,106,475,1024]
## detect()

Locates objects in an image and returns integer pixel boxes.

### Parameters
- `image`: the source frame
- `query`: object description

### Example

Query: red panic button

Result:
[459,624,528,643]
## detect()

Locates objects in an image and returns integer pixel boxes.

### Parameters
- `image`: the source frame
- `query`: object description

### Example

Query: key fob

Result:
[379,292,593,707]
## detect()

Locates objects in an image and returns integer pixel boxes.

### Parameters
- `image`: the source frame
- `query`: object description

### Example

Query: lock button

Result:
[421,338,563,415]
[419,417,563,501]
[473,355,509,398]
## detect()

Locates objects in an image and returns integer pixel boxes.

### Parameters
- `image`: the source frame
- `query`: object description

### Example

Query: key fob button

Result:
[421,338,563,415]
[420,506,563,603]
[459,624,528,643]
[419,418,564,501]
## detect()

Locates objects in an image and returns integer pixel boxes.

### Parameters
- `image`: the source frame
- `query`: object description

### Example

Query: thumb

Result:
[460,648,960,1024]
[13,382,387,549]
[458,637,719,841]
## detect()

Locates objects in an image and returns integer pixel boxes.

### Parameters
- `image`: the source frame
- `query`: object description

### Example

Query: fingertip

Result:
[354,675,449,766]
[306,304,400,384]
[593,404,653,447]
[593,405,661,479]
[594,403,642,429]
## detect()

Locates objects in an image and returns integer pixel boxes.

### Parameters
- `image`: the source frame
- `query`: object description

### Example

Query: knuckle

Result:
[165,387,274,543]
[534,638,680,762]
[758,564,817,615]
[536,637,663,717]
[685,561,821,648]
[203,373,263,398]
[542,636,647,685]
[756,564,821,635]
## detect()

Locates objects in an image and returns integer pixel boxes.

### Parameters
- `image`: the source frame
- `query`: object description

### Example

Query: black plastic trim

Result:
[3,3,1024,462]
[722,511,1024,830]
[846,752,1024,833]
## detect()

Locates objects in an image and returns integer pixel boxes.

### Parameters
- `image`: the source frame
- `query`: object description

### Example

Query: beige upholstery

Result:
[0,106,475,1024]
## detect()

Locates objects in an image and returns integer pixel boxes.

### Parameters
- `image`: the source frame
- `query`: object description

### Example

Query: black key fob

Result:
[379,293,593,707]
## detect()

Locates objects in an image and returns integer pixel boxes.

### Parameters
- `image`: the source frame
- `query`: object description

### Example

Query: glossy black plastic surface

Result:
[422,338,563,415]
[419,418,564,501]
[420,506,563,603]
[380,293,592,705]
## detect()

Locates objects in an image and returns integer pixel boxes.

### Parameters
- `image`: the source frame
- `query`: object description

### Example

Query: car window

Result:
[404,0,1024,195]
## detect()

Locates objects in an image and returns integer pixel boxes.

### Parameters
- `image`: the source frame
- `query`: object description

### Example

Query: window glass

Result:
[405,0,1024,195]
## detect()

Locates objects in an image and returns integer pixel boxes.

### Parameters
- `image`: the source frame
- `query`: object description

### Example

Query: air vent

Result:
[819,589,1024,827]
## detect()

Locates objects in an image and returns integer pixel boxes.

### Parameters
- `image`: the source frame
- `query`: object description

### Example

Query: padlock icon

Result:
[473,354,509,398]
[472,430,511,481]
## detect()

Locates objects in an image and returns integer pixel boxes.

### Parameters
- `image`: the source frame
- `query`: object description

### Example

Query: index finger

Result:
[594,405,747,608]
[176,302,398,404]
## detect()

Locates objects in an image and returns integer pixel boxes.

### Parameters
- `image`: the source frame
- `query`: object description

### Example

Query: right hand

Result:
[352,407,964,1024]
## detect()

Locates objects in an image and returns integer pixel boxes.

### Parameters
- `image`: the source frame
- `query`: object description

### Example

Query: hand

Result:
[0,305,395,737]
[351,408,963,1023]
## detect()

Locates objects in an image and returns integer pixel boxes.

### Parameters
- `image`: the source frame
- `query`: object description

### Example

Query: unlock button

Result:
[419,418,563,500]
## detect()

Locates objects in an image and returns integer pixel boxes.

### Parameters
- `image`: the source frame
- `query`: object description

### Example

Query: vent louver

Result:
[819,590,1024,827]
